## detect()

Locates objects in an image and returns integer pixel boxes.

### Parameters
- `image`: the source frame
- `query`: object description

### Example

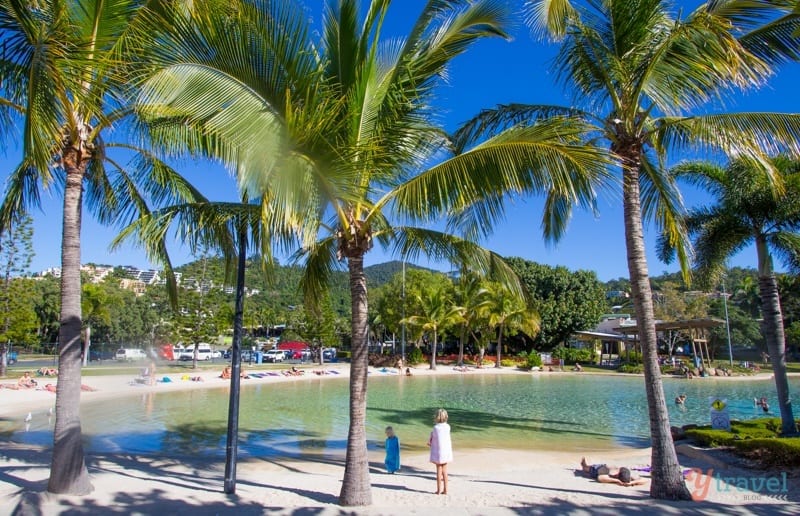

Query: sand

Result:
[1,364,798,515]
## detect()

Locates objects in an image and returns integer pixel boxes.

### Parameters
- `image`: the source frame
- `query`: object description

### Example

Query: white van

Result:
[115,348,147,361]
[179,343,214,361]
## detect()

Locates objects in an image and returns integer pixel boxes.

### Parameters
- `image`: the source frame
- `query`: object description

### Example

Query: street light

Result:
[401,260,406,365]
[722,280,733,367]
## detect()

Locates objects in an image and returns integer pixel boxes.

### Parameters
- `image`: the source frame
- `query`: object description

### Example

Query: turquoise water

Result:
[4,373,797,458]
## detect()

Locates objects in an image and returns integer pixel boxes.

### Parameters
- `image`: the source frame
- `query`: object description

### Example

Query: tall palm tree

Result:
[453,0,800,499]
[453,272,492,366]
[0,0,198,494]
[485,282,539,368]
[663,156,800,435]
[134,0,610,506]
[404,283,460,370]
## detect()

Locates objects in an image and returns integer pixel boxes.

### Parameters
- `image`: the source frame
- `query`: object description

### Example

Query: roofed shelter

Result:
[614,318,725,369]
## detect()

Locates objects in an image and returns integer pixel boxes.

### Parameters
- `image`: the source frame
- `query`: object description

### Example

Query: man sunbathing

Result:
[18,372,37,389]
[579,457,648,487]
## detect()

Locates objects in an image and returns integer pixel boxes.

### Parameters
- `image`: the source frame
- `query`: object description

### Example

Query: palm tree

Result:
[81,283,112,367]
[404,283,460,370]
[734,275,761,319]
[133,0,610,506]
[0,0,198,494]
[453,0,800,498]
[663,156,800,435]
[453,272,492,366]
[485,282,539,368]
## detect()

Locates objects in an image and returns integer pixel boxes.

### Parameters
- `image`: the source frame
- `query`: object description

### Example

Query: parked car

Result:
[115,348,147,361]
[322,348,337,361]
[263,349,285,363]
[179,343,214,361]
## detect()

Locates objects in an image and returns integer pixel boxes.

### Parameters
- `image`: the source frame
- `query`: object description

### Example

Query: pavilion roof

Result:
[613,318,726,334]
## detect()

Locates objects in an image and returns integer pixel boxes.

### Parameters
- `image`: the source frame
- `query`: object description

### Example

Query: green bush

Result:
[514,351,543,370]
[685,418,800,468]
[551,345,593,365]
[407,346,424,365]
[337,350,351,360]
[500,358,517,367]
[734,438,800,468]
[618,363,644,374]
[623,350,643,364]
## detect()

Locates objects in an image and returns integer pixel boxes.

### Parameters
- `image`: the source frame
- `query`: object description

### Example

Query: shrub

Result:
[617,363,644,374]
[685,418,800,468]
[623,351,643,364]
[500,358,517,367]
[734,438,800,468]
[551,345,593,364]
[407,346,424,365]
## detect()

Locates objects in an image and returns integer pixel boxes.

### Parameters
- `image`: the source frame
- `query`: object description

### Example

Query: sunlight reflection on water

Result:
[5,373,795,458]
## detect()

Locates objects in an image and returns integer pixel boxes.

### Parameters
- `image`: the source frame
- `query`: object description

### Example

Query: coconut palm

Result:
[403,282,460,370]
[485,282,539,368]
[450,0,800,498]
[0,0,201,494]
[663,156,800,434]
[133,0,611,506]
[453,272,492,366]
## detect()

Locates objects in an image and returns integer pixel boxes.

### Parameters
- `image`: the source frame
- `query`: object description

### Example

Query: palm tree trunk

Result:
[339,255,372,506]
[48,158,92,495]
[430,330,437,370]
[756,237,796,435]
[621,151,690,500]
[458,325,466,367]
[82,324,91,367]
[495,324,503,368]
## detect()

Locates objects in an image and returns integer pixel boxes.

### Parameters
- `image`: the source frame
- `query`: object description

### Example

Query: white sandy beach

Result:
[1,364,798,515]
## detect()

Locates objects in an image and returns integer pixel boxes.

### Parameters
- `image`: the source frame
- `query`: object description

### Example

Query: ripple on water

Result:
[3,373,795,458]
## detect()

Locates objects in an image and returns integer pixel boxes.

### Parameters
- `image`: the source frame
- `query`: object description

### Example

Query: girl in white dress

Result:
[428,408,453,494]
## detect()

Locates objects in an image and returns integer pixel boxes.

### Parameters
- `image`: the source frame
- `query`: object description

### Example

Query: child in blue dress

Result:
[384,426,400,473]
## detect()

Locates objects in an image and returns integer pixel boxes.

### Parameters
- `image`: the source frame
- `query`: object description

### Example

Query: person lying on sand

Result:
[579,457,648,487]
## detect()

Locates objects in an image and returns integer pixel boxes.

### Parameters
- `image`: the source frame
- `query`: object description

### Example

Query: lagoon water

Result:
[5,373,798,458]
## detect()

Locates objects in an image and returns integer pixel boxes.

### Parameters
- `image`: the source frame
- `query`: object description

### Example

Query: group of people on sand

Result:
[383,408,647,496]
[219,366,249,379]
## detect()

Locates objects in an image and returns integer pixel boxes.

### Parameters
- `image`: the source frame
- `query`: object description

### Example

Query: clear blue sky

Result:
[3,0,799,281]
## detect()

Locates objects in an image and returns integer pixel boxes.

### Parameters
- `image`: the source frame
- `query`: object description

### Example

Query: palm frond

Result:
[770,231,800,272]
[389,226,525,301]
[656,113,800,170]
[0,160,44,233]
[706,1,800,65]
[394,117,614,243]
[293,235,342,312]
[523,0,579,40]
[452,103,591,153]
[639,153,691,280]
